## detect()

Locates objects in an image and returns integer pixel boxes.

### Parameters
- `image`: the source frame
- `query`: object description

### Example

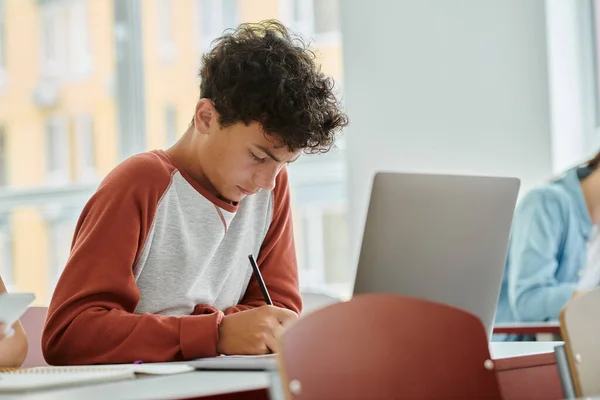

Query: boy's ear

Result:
[194,99,217,135]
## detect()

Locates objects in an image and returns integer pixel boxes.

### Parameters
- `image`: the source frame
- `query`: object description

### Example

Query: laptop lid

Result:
[352,171,520,338]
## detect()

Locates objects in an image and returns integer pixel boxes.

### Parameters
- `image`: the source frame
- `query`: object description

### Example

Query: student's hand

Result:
[216,305,298,355]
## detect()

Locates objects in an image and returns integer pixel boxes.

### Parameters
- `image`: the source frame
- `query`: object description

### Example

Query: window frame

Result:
[74,114,97,183]
[0,213,14,289]
[579,0,600,152]
[45,115,71,186]
[0,126,7,187]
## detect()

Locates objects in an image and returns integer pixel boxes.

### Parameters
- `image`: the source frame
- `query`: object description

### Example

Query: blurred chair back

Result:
[300,290,340,315]
[494,352,563,400]
[559,287,600,398]
[277,294,502,400]
[20,306,48,368]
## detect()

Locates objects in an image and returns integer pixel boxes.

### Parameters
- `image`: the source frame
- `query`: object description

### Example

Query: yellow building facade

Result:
[0,0,344,304]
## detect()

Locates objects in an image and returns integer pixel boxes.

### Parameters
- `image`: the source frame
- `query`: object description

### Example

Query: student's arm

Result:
[0,277,27,368]
[508,190,577,322]
[42,156,223,365]
[224,168,302,315]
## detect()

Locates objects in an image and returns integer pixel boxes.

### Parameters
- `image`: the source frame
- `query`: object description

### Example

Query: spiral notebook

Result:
[0,368,134,392]
[0,363,195,392]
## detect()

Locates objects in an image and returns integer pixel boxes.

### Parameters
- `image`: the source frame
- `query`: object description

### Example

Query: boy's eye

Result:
[250,151,266,163]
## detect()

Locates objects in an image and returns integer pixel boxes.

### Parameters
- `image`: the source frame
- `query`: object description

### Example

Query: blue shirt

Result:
[495,168,593,328]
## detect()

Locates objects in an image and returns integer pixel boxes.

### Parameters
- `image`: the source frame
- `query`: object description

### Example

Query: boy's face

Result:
[195,100,301,203]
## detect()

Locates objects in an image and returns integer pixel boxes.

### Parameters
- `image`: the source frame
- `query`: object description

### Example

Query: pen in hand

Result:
[248,254,273,306]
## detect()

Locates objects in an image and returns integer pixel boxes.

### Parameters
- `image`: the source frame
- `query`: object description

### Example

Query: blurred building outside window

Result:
[197,0,239,51]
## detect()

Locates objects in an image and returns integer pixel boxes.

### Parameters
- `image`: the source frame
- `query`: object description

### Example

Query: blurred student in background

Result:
[495,150,600,341]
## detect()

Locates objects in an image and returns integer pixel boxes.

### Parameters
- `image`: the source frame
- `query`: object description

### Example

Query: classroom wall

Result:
[340,0,557,263]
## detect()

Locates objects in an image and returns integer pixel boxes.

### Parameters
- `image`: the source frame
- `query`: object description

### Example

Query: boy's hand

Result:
[216,305,297,355]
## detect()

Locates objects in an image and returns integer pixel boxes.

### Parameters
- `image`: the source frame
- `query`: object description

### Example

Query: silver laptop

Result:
[352,172,520,338]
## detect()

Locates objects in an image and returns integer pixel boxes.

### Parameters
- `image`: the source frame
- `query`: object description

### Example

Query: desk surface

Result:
[0,370,272,400]
[0,342,563,400]
[489,341,562,359]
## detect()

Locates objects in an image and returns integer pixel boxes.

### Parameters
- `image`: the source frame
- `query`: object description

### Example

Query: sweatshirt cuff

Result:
[180,311,224,359]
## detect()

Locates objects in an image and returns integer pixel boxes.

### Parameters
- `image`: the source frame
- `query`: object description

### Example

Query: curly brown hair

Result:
[196,20,348,154]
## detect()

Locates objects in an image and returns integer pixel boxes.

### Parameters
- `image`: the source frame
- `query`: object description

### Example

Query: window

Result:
[589,0,600,150]
[321,207,350,294]
[313,0,340,37]
[50,220,74,290]
[546,0,598,171]
[298,207,325,288]
[0,215,13,290]
[68,0,91,76]
[45,116,70,185]
[165,105,177,145]
[2,0,347,308]
[575,0,600,152]
[157,0,175,61]
[44,207,78,292]
[0,0,6,86]
[289,0,313,36]
[74,114,96,182]
[295,203,349,294]
[41,0,91,79]
[40,2,66,78]
[279,0,341,44]
[198,0,238,50]
[0,126,6,187]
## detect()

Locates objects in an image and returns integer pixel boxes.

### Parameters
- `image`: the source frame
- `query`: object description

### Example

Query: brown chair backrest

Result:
[20,306,49,368]
[559,287,600,397]
[277,293,503,400]
[494,352,564,400]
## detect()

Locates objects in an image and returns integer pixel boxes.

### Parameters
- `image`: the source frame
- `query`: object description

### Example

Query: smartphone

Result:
[0,293,36,334]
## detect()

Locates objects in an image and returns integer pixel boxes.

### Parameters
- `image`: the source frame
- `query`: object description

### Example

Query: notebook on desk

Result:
[0,363,195,393]
[0,368,135,393]
[188,354,277,371]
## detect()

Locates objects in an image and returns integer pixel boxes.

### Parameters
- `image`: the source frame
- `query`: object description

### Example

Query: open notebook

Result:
[0,363,194,392]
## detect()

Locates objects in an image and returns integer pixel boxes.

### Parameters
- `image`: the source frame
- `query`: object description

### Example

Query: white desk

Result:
[0,342,562,400]
[0,370,273,400]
